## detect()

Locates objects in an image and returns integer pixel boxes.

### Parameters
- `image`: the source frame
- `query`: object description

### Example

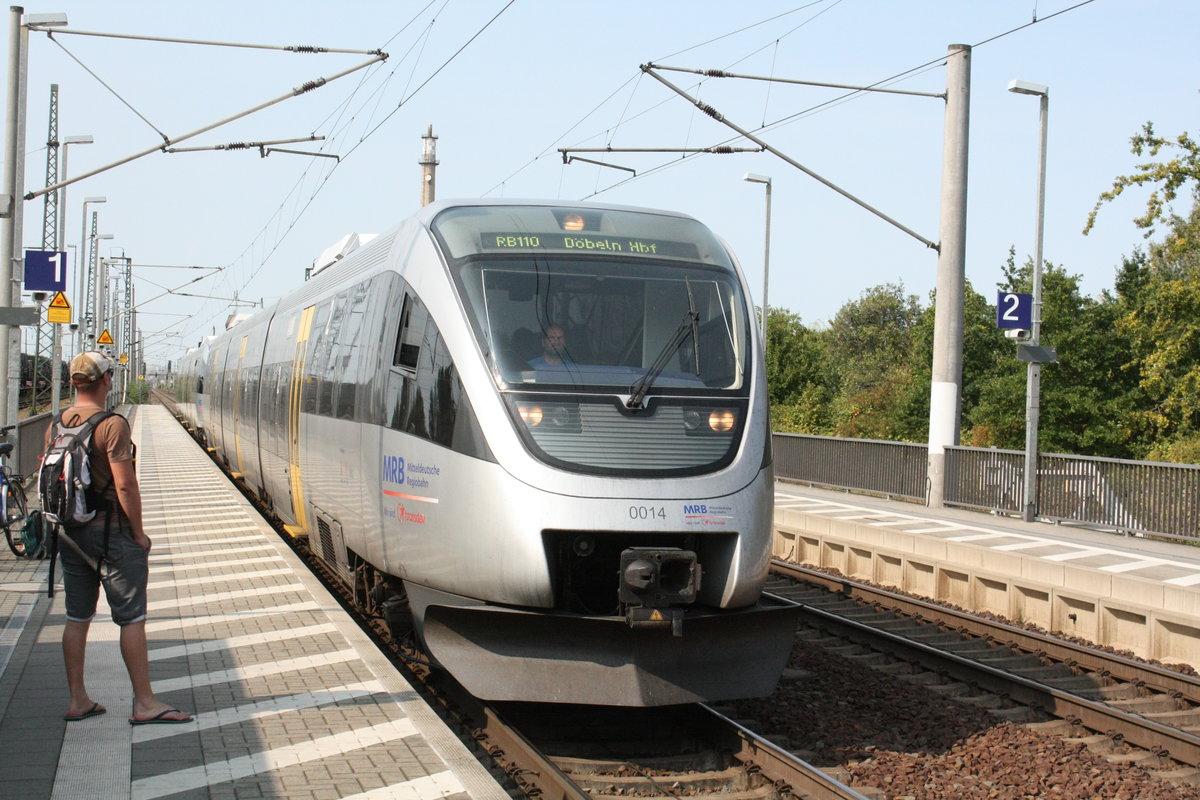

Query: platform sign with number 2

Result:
[995,291,1033,330]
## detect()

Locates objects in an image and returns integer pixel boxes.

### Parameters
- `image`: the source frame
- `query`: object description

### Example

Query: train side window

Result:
[303,301,331,414]
[334,281,370,420]
[393,293,427,371]
[319,294,349,417]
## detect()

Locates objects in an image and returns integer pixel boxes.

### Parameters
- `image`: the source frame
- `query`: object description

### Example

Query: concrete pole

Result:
[761,180,771,345]
[419,125,437,207]
[0,6,26,428]
[926,44,971,508]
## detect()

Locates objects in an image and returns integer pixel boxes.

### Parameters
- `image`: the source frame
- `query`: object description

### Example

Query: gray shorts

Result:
[59,514,148,626]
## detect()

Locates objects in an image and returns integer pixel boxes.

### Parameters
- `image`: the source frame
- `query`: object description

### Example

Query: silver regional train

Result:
[175,199,796,706]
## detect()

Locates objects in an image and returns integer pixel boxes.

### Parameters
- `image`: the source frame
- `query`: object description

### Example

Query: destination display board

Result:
[480,232,699,260]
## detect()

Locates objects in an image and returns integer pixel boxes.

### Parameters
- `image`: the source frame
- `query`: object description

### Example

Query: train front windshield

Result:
[436,205,753,476]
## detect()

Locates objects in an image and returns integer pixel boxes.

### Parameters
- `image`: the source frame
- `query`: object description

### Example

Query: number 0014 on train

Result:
[175,200,797,706]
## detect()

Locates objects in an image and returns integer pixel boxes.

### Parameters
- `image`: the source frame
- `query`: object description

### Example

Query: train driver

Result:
[527,324,573,369]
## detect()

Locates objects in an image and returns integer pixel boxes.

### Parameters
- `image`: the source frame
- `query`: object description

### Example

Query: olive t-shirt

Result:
[50,407,133,503]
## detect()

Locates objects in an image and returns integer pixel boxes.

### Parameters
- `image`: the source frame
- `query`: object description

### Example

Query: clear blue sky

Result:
[7,1,1198,369]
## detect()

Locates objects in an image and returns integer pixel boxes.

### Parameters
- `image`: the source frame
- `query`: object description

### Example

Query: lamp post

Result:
[51,135,92,411]
[79,196,106,352]
[1008,78,1048,523]
[57,136,92,252]
[743,172,772,348]
[93,234,114,351]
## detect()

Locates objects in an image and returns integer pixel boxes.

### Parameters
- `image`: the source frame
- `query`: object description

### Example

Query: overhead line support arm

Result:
[652,62,946,100]
[640,63,938,252]
[24,53,387,200]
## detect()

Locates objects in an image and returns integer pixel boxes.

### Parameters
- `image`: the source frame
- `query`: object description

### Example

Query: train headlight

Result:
[518,404,543,426]
[560,212,586,231]
[708,409,736,432]
[683,407,737,434]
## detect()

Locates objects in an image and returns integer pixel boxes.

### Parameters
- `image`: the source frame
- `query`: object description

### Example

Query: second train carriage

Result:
[179,199,797,706]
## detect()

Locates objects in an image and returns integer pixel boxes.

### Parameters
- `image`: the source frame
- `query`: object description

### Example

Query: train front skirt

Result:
[408,584,799,706]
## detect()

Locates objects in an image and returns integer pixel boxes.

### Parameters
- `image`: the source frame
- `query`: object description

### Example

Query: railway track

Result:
[768,560,1200,782]
[153,389,1200,795]
[150,390,870,800]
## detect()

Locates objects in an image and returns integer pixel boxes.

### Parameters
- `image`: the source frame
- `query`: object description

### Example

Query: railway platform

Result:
[774,481,1200,670]
[0,404,509,800]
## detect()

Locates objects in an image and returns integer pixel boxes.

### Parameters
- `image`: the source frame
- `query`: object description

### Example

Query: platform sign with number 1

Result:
[24,249,68,292]
[995,291,1033,331]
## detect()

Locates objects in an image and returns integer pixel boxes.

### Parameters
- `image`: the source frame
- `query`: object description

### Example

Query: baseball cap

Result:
[70,351,114,384]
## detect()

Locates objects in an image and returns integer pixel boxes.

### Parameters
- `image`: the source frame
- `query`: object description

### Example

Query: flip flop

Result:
[63,702,106,722]
[129,708,193,725]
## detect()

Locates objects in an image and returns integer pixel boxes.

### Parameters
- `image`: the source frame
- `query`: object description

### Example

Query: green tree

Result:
[1087,119,1200,462]
[764,307,835,434]
[1084,122,1199,243]
[1114,202,1200,460]
[966,251,1138,457]
[825,283,925,440]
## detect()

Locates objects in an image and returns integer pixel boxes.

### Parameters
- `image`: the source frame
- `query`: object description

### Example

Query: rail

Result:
[772,432,1200,541]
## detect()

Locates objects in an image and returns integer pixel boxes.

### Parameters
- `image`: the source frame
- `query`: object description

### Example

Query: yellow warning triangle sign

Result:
[49,291,70,309]
[97,329,114,345]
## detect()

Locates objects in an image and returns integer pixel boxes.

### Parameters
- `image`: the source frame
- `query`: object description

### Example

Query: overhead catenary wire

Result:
[198,0,504,319]
[494,0,1098,204]
[174,1,517,345]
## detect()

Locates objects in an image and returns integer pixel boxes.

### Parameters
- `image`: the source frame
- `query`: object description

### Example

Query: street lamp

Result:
[743,172,772,347]
[51,135,92,411]
[91,233,114,349]
[1008,78,1049,523]
[57,136,93,251]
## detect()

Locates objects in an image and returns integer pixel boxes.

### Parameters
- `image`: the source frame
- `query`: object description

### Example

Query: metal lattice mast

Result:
[121,258,133,398]
[34,84,61,412]
[84,212,99,348]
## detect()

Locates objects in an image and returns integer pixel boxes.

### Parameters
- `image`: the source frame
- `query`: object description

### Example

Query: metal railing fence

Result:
[773,432,1200,542]
[772,433,928,502]
[1037,452,1200,540]
[944,445,1024,515]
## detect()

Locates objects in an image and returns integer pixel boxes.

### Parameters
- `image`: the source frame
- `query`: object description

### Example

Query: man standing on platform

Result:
[55,351,193,725]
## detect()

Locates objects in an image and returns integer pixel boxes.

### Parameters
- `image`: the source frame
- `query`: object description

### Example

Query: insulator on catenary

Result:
[703,69,729,78]
[287,45,327,54]
[699,103,723,121]
[295,78,328,95]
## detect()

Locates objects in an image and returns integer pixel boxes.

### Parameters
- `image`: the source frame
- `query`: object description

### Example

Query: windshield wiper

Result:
[627,308,699,410]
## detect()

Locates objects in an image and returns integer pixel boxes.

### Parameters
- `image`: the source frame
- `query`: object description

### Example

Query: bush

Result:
[127,379,151,404]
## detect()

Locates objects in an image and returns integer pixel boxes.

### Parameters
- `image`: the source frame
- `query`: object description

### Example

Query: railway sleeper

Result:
[866,660,921,676]
[1150,766,1200,785]
[1142,707,1200,728]
[1038,677,1144,701]
[1107,695,1189,714]
[893,628,966,646]
[560,764,754,792]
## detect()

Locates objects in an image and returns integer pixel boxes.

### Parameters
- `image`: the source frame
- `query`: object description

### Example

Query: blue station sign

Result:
[24,249,68,292]
[995,291,1033,330]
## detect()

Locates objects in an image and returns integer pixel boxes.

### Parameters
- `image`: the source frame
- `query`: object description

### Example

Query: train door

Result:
[257,311,295,525]
[207,345,226,458]
[231,335,248,476]
[286,305,316,533]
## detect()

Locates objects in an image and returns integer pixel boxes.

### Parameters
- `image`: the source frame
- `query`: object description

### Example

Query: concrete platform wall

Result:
[773,507,1200,669]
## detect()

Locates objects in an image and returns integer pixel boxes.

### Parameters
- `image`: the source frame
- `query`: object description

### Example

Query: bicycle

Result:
[1,424,34,557]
